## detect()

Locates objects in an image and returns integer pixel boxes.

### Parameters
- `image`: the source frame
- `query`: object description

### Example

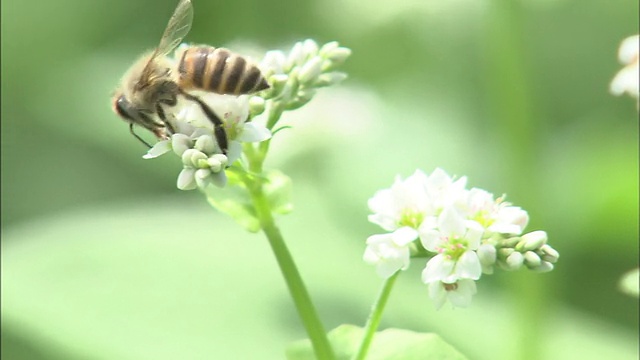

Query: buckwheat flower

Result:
[420,207,483,284]
[177,148,229,190]
[610,35,639,103]
[181,93,271,163]
[460,188,529,235]
[368,170,430,240]
[364,227,418,279]
[422,168,468,215]
[428,279,477,310]
[142,93,270,191]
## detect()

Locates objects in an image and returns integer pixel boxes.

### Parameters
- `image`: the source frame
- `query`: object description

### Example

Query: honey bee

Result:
[112,0,269,153]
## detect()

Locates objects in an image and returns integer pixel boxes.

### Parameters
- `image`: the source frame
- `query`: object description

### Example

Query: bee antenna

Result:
[129,123,153,148]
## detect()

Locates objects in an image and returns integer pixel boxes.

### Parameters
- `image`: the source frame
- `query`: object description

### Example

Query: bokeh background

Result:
[2,0,638,359]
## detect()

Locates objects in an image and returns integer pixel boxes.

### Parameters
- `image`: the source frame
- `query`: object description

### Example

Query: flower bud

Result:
[194,135,216,155]
[319,41,340,57]
[249,96,266,116]
[298,56,323,84]
[261,50,286,75]
[477,244,497,266]
[521,231,548,251]
[501,236,521,248]
[314,72,348,87]
[195,168,212,188]
[539,244,560,263]
[285,42,305,71]
[210,154,228,168]
[323,47,351,68]
[268,74,290,98]
[505,252,524,270]
[523,251,541,268]
[533,261,554,273]
[302,39,319,60]
[207,156,222,173]
[497,248,514,260]
[181,149,200,166]
[190,149,207,166]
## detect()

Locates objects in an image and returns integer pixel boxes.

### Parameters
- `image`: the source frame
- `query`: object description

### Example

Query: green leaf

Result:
[619,268,639,297]
[204,170,260,232]
[204,169,293,232]
[285,324,467,360]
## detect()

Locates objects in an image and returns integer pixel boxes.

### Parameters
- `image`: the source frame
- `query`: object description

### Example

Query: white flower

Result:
[363,228,418,279]
[428,279,477,310]
[178,94,271,163]
[422,168,468,214]
[142,92,272,190]
[610,35,639,102]
[459,188,529,235]
[368,170,431,235]
[420,207,483,283]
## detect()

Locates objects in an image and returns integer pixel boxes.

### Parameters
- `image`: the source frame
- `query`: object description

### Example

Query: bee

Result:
[112,0,269,153]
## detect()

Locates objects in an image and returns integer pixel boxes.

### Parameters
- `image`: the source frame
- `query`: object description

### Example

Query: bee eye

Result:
[114,96,134,121]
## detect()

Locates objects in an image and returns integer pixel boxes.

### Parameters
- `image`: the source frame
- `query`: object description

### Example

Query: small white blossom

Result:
[428,279,477,310]
[364,227,417,279]
[363,168,557,310]
[420,207,483,283]
[610,35,639,103]
[368,170,430,235]
[423,168,467,213]
[142,92,271,190]
[459,188,529,235]
[180,94,271,163]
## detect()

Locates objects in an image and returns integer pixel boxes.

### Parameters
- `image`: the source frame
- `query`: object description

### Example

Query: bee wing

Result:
[139,0,193,84]
[155,0,194,57]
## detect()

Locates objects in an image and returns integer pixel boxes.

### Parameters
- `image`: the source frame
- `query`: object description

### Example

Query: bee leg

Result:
[155,104,176,135]
[179,91,229,155]
[129,123,153,148]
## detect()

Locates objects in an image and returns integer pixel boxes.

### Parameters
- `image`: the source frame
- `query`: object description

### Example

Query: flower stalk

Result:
[245,166,335,360]
[352,271,400,360]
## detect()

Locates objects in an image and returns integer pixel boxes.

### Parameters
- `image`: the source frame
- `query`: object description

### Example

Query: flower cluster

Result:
[143,94,270,189]
[258,39,351,110]
[610,34,639,106]
[142,40,350,191]
[363,168,559,310]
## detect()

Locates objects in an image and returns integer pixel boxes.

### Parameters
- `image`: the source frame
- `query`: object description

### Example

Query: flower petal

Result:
[392,226,418,246]
[422,254,454,283]
[438,207,466,236]
[177,168,197,190]
[239,122,272,142]
[446,279,477,308]
[143,140,171,159]
[226,141,243,164]
[453,251,482,280]
[428,282,447,310]
[209,171,228,188]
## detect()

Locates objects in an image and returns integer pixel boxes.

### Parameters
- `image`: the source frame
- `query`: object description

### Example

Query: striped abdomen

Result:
[177,46,269,95]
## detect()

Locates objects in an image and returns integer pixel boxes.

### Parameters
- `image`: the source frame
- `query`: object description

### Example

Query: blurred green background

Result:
[2,0,638,359]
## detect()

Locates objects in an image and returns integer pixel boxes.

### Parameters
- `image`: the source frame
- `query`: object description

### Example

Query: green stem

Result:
[352,271,400,360]
[247,181,335,360]
[252,101,286,171]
